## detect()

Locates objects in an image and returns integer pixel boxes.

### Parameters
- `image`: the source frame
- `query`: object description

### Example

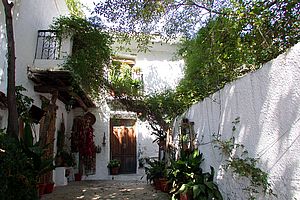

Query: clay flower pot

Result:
[44,182,54,194]
[38,183,47,198]
[75,173,82,181]
[110,167,119,175]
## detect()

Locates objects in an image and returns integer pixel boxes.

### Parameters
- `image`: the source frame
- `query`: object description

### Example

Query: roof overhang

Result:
[28,67,95,111]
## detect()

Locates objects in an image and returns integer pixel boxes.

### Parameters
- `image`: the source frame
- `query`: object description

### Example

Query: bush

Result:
[0,132,38,200]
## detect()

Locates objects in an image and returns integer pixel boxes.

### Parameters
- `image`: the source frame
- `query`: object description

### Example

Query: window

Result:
[35,30,60,59]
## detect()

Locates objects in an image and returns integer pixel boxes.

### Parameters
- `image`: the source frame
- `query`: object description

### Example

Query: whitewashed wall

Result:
[114,41,185,95]
[0,0,69,126]
[135,42,184,94]
[178,43,300,199]
[0,0,71,184]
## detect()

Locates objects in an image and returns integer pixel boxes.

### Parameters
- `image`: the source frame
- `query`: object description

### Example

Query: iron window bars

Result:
[35,30,61,60]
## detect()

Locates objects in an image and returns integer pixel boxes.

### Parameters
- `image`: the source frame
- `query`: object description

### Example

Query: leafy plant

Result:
[0,132,39,200]
[167,149,222,199]
[213,118,275,199]
[50,16,112,99]
[168,149,204,194]
[144,159,166,184]
[107,159,121,168]
[175,166,223,200]
[109,61,143,98]
[16,85,34,122]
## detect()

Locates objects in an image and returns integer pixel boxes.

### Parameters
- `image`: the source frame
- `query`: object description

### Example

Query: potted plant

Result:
[44,181,54,194]
[168,149,223,200]
[107,159,121,175]
[144,159,166,190]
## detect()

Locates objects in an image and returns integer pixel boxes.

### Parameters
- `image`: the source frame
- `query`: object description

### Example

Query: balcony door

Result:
[110,119,137,174]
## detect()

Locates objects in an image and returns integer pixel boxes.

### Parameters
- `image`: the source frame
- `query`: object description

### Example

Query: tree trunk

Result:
[2,0,19,138]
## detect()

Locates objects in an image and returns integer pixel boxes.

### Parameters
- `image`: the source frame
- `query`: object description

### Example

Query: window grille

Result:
[35,30,60,59]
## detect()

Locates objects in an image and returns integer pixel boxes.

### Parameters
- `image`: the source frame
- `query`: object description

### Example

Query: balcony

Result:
[33,30,72,69]
[29,30,94,110]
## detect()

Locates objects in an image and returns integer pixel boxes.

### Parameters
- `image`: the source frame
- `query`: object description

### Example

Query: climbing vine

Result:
[50,16,112,99]
[213,118,276,199]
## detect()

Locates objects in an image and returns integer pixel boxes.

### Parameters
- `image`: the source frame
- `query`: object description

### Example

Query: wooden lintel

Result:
[70,92,88,112]
[34,85,72,93]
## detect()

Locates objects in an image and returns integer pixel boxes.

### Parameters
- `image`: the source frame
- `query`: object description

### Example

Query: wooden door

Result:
[110,119,137,174]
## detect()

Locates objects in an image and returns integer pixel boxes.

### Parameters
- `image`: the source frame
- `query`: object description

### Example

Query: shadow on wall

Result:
[137,121,159,160]
[142,62,184,94]
[184,43,300,199]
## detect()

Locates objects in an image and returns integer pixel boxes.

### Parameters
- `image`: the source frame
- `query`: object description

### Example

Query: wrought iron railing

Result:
[35,30,60,59]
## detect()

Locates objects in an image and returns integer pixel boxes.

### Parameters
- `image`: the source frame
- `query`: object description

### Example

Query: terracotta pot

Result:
[75,173,82,181]
[180,192,193,200]
[159,178,169,193]
[44,183,54,194]
[153,178,161,190]
[38,183,47,198]
[110,167,119,175]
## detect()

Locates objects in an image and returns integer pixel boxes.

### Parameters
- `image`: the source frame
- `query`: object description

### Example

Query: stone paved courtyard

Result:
[41,180,170,200]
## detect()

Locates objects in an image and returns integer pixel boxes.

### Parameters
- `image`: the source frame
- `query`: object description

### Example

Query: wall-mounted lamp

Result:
[65,99,75,112]
[102,132,106,145]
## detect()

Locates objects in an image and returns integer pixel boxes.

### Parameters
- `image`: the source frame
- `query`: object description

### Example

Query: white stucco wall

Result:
[114,41,184,95]
[177,43,300,199]
[0,0,71,184]
[0,0,69,126]
[135,42,184,94]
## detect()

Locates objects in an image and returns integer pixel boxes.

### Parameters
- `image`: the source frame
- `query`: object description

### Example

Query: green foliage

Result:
[107,159,121,168]
[109,61,143,98]
[144,90,184,126]
[0,132,39,200]
[110,88,183,139]
[175,167,223,200]
[168,150,204,191]
[144,159,166,183]
[16,85,34,122]
[94,0,224,40]
[65,0,84,17]
[96,0,299,113]
[228,157,271,195]
[176,0,299,107]
[50,16,112,99]
[213,118,275,199]
[168,149,222,200]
